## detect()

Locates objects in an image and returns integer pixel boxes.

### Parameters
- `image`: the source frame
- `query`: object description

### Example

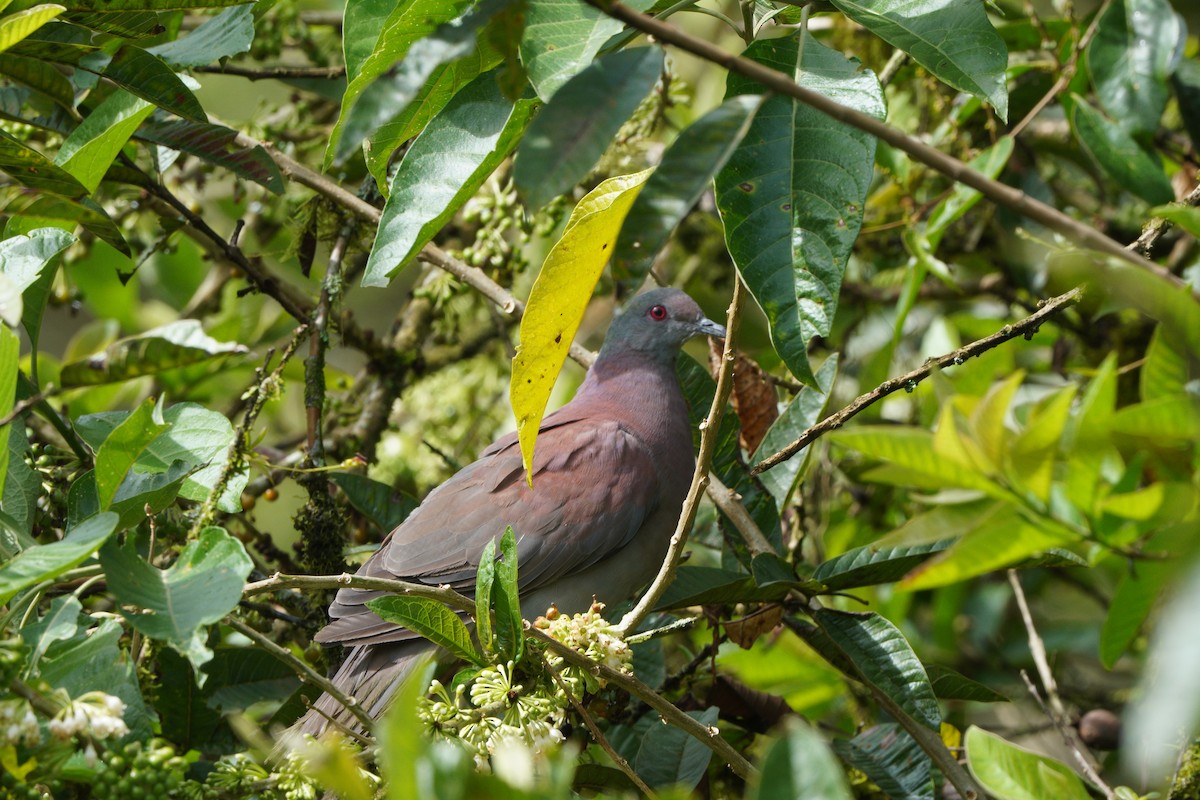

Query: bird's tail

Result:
[289,639,431,741]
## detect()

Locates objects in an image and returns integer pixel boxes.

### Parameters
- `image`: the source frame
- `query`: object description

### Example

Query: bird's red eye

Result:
[648,304,668,321]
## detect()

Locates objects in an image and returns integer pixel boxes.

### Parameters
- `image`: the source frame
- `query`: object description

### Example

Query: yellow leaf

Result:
[0,744,36,781]
[510,168,653,486]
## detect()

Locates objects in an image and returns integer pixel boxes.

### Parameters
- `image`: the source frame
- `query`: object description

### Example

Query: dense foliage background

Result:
[0,0,1198,797]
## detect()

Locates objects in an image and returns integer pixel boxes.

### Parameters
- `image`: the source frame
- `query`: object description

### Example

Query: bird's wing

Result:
[315,413,662,647]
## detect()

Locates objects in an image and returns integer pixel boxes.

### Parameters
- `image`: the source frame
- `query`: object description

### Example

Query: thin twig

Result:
[225,615,376,733]
[1129,176,1200,257]
[619,279,745,635]
[545,656,657,798]
[0,385,53,428]
[752,286,1084,475]
[585,0,1191,296]
[194,64,346,80]
[527,626,757,782]
[706,474,773,556]
[1008,571,1115,799]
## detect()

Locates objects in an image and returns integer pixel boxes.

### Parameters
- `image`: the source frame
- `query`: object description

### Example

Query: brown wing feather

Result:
[315,413,661,647]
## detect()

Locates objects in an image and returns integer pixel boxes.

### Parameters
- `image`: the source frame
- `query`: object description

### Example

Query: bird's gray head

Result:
[599,288,726,363]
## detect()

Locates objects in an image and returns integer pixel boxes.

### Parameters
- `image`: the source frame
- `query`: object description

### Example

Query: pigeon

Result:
[294,288,726,737]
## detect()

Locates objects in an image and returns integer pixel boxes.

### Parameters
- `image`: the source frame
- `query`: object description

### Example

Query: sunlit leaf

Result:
[510,168,650,483]
[519,0,623,100]
[101,45,206,122]
[362,72,537,287]
[146,3,253,67]
[966,726,1091,800]
[55,89,155,193]
[0,4,64,54]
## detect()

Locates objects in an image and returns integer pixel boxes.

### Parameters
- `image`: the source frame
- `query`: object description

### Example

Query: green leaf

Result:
[60,319,248,386]
[0,128,87,196]
[0,4,64,54]
[1068,95,1172,204]
[513,46,662,212]
[832,426,1000,495]
[101,45,206,122]
[93,396,170,510]
[899,506,1074,590]
[830,0,1009,120]
[814,539,953,591]
[1010,384,1077,502]
[634,706,718,790]
[815,608,941,730]
[0,226,73,346]
[100,526,254,677]
[0,191,129,255]
[1111,395,1200,440]
[202,646,300,712]
[365,43,503,194]
[475,538,496,656]
[1100,559,1169,669]
[715,35,882,384]
[55,89,155,193]
[134,118,284,193]
[753,356,838,510]
[1086,0,1182,137]
[1149,204,1200,240]
[0,51,75,110]
[832,724,934,800]
[22,594,82,674]
[749,718,854,800]
[106,459,193,528]
[368,595,485,666]
[324,0,474,167]
[146,3,253,67]
[64,10,162,38]
[377,659,436,800]
[1139,324,1197,401]
[361,72,536,287]
[965,726,1091,800]
[612,94,763,296]
[333,0,504,167]
[38,618,155,740]
[0,511,118,605]
[510,168,650,483]
[924,664,1008,702]
[77,401,248,514]
[520,0,623,100]
[329,472,418,534]
[493,525,523,662]
[3,426,40,534]
[0,328,18,498]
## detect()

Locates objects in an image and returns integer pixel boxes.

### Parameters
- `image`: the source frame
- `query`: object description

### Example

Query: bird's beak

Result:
[694,317,727,339]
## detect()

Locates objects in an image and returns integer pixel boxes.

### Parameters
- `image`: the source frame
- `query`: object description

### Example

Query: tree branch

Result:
[751,286,1084,475]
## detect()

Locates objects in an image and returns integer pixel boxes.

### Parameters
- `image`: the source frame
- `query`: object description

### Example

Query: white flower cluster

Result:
[417,602,632,765]
[48,691,129,742]
[0,699,41,747]
[420,661,567,762]
[537,601,632,696]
